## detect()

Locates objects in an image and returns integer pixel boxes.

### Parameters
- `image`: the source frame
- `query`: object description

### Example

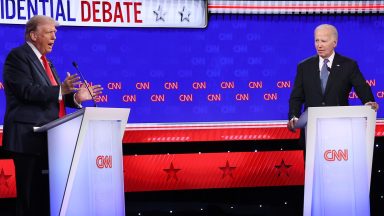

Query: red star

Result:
[275,159,292,177]
[163,162,181,181]
[0,168,12,188]
[219,160,236,179]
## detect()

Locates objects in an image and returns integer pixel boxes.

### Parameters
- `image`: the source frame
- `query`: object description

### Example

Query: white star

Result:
[179,6,191,22]
[153,5,166,22]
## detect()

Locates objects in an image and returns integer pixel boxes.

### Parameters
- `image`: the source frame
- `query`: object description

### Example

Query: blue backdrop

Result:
[0,15,383,124]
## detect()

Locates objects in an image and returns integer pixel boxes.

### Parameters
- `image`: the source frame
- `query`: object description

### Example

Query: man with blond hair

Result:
[2,15,102,215]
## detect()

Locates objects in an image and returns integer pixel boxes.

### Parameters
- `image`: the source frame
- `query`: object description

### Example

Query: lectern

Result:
[35,107,130,216]
[301,106,376,216]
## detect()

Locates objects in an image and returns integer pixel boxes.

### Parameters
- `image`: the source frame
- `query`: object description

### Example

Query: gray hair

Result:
[315,24,338,41]
[25,15,58,41]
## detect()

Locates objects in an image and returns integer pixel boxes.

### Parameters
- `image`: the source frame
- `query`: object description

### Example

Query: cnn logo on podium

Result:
[96,155,113,168]
[324,149,348,161]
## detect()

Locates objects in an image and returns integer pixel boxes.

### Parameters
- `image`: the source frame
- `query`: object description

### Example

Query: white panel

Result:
[311,118,368,216]
[66,120,124,216]
[41,108,129,216]
[304,106,376,216]
[47,115,83,216]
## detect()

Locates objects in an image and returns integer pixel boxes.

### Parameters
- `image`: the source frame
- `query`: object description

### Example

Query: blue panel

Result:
[0,15,383,123]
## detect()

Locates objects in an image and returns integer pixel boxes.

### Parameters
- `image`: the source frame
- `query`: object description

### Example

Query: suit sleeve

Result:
[63,93,78,108]
[288,64,305,120]
[3,49,60,103]
[49,64,79,109]
[349,61,375,104]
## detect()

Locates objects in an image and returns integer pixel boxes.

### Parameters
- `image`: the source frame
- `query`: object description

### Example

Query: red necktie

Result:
[41,55,66,118]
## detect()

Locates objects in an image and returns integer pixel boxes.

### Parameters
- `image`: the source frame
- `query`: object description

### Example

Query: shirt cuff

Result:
[58,86,62,100]
[73,93,82,108]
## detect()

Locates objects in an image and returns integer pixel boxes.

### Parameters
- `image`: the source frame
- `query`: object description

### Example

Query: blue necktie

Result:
[320,59,329,93]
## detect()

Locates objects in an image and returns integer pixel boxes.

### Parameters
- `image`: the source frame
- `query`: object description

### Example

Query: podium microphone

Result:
[72,61,97,107]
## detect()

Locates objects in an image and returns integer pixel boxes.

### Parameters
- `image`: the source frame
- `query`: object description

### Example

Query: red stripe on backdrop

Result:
[0,129,2,146]
[1,120,383,197]
[2,121,384,146]
[123,122,384,143]
[0,151,304,197]
[377,122,384,136]
[208,4,384,10]
[123,151,304,192]
[123,127,300,143]
[0,159,16,198]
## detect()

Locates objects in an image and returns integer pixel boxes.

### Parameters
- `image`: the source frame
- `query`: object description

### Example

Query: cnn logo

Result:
[324,149,348,161]
[96,155,112,168]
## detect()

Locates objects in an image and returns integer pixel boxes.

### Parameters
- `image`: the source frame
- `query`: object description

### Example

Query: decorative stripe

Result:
[0,159,16,198]
[123,151,304,192]
[2,120,384,146]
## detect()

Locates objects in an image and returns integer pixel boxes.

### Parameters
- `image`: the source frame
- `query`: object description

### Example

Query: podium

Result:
[35,107,130,216]
[301,106,376,216]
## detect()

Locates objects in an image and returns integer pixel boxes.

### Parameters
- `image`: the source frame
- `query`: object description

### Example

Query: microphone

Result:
[327,66,331,73]
[48,61,59,80]
[72,61,97,107]
[48,61,54,68]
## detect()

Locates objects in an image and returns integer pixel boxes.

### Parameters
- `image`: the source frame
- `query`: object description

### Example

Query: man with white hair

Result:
[287,24,378,146]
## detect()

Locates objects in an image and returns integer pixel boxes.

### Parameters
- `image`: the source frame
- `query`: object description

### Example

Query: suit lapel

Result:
[23,44,52,86]
[311,56,323,95]
[324,53,342,96]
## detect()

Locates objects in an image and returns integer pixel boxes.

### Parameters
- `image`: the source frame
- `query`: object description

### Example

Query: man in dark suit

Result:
[288,24,378,133]
[2,15,103,215]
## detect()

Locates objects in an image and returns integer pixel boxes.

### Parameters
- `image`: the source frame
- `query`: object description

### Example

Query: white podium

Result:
[35,107,130,216]
[302,106,376,216]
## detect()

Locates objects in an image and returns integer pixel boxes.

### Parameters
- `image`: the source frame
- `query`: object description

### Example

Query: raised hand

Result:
[61,72,81,95]
[75,81,103,103]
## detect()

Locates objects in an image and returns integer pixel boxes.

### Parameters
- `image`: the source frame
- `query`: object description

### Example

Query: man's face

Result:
[314,28,337,59]
[30,20,57,55]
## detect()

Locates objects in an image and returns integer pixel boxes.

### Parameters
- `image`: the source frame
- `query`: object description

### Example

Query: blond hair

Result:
[25,15,58,41]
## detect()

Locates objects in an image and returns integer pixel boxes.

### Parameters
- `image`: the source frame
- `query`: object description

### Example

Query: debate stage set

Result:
[1,0,384,215]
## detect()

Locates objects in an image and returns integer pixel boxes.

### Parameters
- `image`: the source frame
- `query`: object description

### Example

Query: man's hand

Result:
[365,101,379,112]
[61,72,81,95]
[75,81,103,103]
[287,118,298,133]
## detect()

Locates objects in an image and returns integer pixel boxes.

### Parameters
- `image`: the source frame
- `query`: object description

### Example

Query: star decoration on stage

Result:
[219,160,236,179]
[163,162,181,181]
[153,5,166,22]
[0,168,12,188]
[275,159,292,177]
[179,6,191,22]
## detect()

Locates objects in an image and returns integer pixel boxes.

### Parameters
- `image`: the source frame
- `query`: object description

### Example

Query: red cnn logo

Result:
[96,155,112,168]
[324,149,348,161]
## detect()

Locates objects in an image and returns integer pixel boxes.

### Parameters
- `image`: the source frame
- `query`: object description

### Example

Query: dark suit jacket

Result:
[2,43,77,155]
[288,53,374,120]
